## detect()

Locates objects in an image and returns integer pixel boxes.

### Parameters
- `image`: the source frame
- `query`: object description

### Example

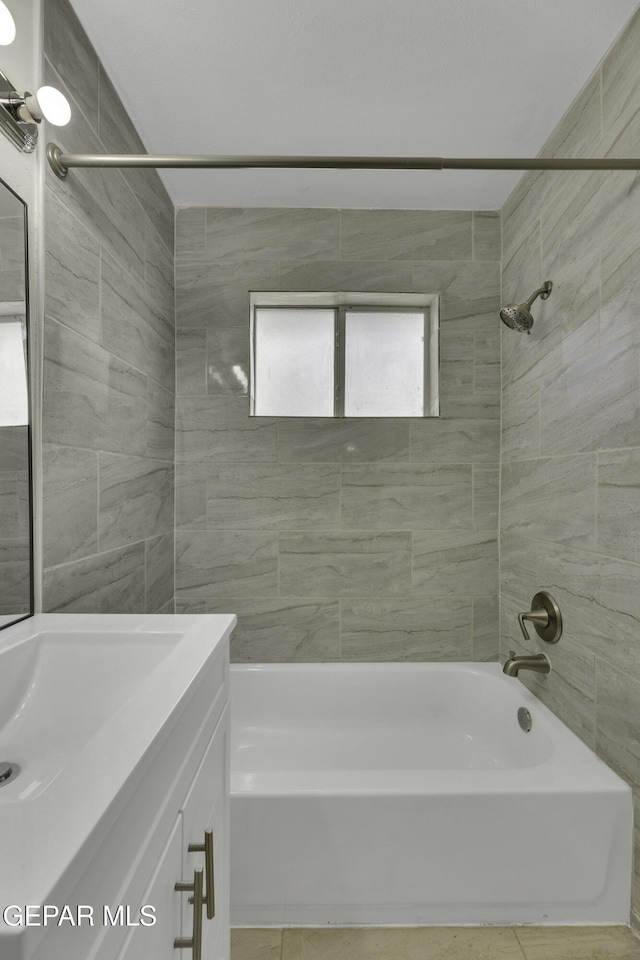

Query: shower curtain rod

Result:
[46,143,640,179]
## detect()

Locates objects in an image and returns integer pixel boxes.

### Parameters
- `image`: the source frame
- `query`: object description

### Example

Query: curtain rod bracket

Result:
[47,143,68,179]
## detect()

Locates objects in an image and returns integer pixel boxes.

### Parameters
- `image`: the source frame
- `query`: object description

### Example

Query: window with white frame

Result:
[250,293,439,418]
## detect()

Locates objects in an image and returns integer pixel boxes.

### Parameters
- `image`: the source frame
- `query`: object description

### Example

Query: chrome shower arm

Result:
[525,282,553,308]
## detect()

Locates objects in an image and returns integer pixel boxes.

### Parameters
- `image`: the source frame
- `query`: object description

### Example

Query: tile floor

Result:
[231,925,640,960]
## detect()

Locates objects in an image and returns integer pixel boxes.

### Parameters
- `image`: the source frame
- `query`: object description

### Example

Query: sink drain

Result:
[0,762,20,786]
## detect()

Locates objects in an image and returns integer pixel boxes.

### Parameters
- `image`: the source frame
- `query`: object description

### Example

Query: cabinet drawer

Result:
[115,817,182,960]
[181,703,230,960]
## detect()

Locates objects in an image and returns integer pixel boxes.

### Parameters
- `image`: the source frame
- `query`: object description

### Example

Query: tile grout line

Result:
[512,928,533,960]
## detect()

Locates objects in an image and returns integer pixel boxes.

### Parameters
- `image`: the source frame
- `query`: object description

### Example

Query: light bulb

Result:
[0,1,16,45]
[24,86,71,126]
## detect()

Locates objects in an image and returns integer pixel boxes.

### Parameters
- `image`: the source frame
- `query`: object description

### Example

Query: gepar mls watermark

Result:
[2,904,157,927]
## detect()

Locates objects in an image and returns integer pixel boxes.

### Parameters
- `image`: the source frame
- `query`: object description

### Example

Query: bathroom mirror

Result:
[0,176,32,630]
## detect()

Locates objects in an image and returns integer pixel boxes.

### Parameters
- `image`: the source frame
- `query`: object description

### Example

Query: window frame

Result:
[249,291,440,419]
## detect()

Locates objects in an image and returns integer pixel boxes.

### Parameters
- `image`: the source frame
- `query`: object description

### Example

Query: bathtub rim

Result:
[230,661,631,799]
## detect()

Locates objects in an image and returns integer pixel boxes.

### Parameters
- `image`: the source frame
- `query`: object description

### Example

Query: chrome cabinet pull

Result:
[174,867,204,960]
[188,829,215,919]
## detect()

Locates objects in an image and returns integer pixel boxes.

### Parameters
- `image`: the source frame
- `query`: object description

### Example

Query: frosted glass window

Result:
[344,310,425,417]
[0,319,28,426]
[252,307,336,416]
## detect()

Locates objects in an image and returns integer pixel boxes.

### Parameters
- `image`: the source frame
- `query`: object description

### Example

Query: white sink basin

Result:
[0,613,235,935]
[0,631,175,797]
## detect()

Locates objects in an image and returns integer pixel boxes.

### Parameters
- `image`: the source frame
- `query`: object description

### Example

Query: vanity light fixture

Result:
[0,1,71,150]
[0,74,71,151]
[12,85,71,126]
[0,1,15,46]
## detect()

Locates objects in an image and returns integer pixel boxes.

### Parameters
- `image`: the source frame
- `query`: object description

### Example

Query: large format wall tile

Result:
[597,449,640,563]
[98,64,174,252]
[501,456,597,549]
[176,397,277,462]
[43,0,175,615]
[206,464,340,530]
[175,203,502,661]
[0,478,18,540]
[473,465,500,530]
[206,328,249,396]
[100,251,174,389]
[175,260,280,327]
[596,660,640,786]
[206,207,340,261]
[98,455,174,552]
[410,418,499,463]
[145,381,175,461]
[43,0,99,129]
[540,334,640,455]
[602,7,640,157]
[412,530,498,598]
[279,532,412,598]
[45,59,147,281]
[501,14,640,927]
[175,208,206,259]
[42,444,97,569]
[176,463,207,530]
[341,598,472,661]
[44,318,148,455]
[44,186,100,341]
[43,543,146,614]
[473,212,502,261]
[0,541,30,612]
[501,379,540,461]
[145,532,175,614]
[278,419,411,463]
[537,542,640,682]
[0,426,28,473]
[472,597,499,661]
[412,260,500,326]
[205,598,340,662]
[341,463,472,530]
[175,530,278,598]
[279,259,412,292]
[341,210,472,261]
[177,329,207,396]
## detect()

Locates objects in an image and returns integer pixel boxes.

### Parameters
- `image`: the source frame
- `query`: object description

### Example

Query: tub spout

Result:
[503,651,551,677]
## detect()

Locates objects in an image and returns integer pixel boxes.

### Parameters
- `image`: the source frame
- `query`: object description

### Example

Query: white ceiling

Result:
[68,0,640,210]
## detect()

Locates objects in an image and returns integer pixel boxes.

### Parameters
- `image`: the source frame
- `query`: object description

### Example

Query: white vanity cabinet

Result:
[0,614,234,960]
[116,703,230,960]
[180,705,230,960]
[114,818,183,960]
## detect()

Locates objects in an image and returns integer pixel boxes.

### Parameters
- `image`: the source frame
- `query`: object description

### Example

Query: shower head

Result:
[500,281,553,334]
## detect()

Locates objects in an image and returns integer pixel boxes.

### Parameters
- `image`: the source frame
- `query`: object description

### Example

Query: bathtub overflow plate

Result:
[517,707,532,732]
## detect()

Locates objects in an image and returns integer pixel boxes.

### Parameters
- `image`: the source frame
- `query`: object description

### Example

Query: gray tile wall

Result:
[41,0,175,614]
[499,7,640,928]
[0,215,30,620]
[174,206,501,662]
[0,425,30,618]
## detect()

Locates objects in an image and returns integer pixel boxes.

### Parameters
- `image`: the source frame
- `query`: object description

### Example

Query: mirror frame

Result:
[0,173,34,631]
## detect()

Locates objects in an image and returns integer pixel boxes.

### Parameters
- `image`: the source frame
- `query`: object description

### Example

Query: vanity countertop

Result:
[0,613,235,944]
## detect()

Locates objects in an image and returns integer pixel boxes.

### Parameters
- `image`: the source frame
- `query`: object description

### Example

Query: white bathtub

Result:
[230,663,632,926]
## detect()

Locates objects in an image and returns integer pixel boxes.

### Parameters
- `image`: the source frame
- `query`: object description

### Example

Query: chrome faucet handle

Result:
[518,608,549,641]
[517,592,562,645]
